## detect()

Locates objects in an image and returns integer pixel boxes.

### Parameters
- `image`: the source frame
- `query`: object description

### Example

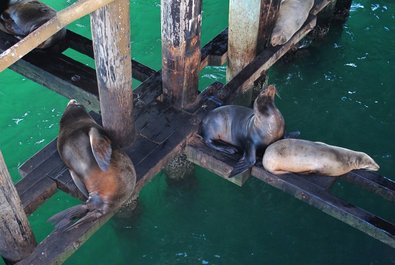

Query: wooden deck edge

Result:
[252,166,395,249]
[343,170,395,203]
[185,134,250,186]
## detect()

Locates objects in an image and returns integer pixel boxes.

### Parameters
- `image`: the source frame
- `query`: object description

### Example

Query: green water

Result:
[1,0,395,264]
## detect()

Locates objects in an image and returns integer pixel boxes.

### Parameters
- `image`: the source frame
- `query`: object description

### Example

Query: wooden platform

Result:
[4,0,390,263]
[185,134,395,248]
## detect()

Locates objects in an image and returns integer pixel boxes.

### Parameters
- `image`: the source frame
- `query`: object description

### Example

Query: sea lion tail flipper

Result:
[63,210,104,232]
[48,204,89,230]
[89,127,112,171]
[284,130,301,139]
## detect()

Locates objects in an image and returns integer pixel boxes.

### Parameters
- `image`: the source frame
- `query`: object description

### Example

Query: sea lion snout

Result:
[67,99,78,106]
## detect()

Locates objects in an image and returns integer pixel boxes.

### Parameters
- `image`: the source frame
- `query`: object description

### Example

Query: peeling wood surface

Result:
[91,0,135,147]
[0,151,36,263]
[161,0,202,109]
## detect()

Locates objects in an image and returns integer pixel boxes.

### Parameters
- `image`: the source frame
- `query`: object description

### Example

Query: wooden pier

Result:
[1,0,394,264]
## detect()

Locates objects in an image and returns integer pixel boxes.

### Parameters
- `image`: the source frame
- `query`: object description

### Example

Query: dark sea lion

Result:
[270,0,314,46]
[262,138,380,176]
[48,100,136,231]
[201,85,285,177]
[0,0,66,48]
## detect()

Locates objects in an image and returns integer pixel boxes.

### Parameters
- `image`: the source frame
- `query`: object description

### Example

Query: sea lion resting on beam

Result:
[48,100,136,231]
[262,138,380,176]
[270,0,314,46]
[201,85,285,177]
[0,0,66,48]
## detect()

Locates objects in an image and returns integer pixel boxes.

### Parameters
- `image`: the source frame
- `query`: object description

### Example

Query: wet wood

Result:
[161,0,202,109]
[0,151,36,263]
[0,0,116,72]
[252,166,395,249]
[91,0,134,147]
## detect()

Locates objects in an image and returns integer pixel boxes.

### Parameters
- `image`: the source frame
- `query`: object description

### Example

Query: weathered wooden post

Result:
[0,151,36,264]
[90,0,135,147]
[227,0,281,105]
[161,0,202,109]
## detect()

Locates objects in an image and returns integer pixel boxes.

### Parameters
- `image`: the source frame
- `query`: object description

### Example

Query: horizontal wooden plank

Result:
[65,30,156,82]
[252,166,395,249]
[18,140,58,178]
[343,170,395,203]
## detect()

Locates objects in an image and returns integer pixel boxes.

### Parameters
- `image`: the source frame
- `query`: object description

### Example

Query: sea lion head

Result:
[270,33,287,47]
[354,153,380,171]
[254,85,277,115]
[0,1,66,48]
[60,99,91,128]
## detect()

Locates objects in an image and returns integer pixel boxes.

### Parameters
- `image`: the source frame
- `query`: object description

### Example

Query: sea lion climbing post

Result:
[49,100,136,231]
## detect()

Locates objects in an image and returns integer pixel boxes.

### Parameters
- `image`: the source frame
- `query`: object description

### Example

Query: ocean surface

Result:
[0,0,394,264]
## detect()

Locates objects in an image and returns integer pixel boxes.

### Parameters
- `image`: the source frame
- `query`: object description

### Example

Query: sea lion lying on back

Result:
[201,85,285,177]
[262,138,380,176]
[0,0,66,48]
[48,100,136,231]
[271,0,314,46]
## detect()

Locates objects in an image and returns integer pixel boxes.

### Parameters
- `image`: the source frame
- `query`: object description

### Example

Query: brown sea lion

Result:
[0,0,66,48]
[270,0,314,46]
[201,85,285,177]
[262,138,380,176]
[48,100,136,231]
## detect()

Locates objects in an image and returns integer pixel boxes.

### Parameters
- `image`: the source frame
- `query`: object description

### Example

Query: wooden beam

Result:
[90,0,135,147]
[199,28,228,70]
[343,171,395,203]
[252,166,395,249]
[161,0,202,109]
[0,151,36,263]
[0,0,116,72]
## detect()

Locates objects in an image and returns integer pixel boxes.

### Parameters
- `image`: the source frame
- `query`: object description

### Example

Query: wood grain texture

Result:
[0,151,36,263]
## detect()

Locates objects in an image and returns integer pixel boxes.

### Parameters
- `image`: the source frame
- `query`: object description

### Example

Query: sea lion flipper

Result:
[229,158,251,178]
[47,204,89,231]
[89,127,112,171]
[70,170,89,199]
[205,139,239,155]
[63,210,104,232]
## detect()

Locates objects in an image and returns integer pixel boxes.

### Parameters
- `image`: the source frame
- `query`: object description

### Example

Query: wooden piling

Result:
[0,151,36,264]
[161,0,202,109]
[90,0,135,147]
[227,0,281,104]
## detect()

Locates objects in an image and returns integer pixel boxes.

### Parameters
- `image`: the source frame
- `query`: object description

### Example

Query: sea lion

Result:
[262,138,380,176]
[0,0,66,48]
[270,0,314,46]
[48,100,136,231]
[201,85,285,177]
